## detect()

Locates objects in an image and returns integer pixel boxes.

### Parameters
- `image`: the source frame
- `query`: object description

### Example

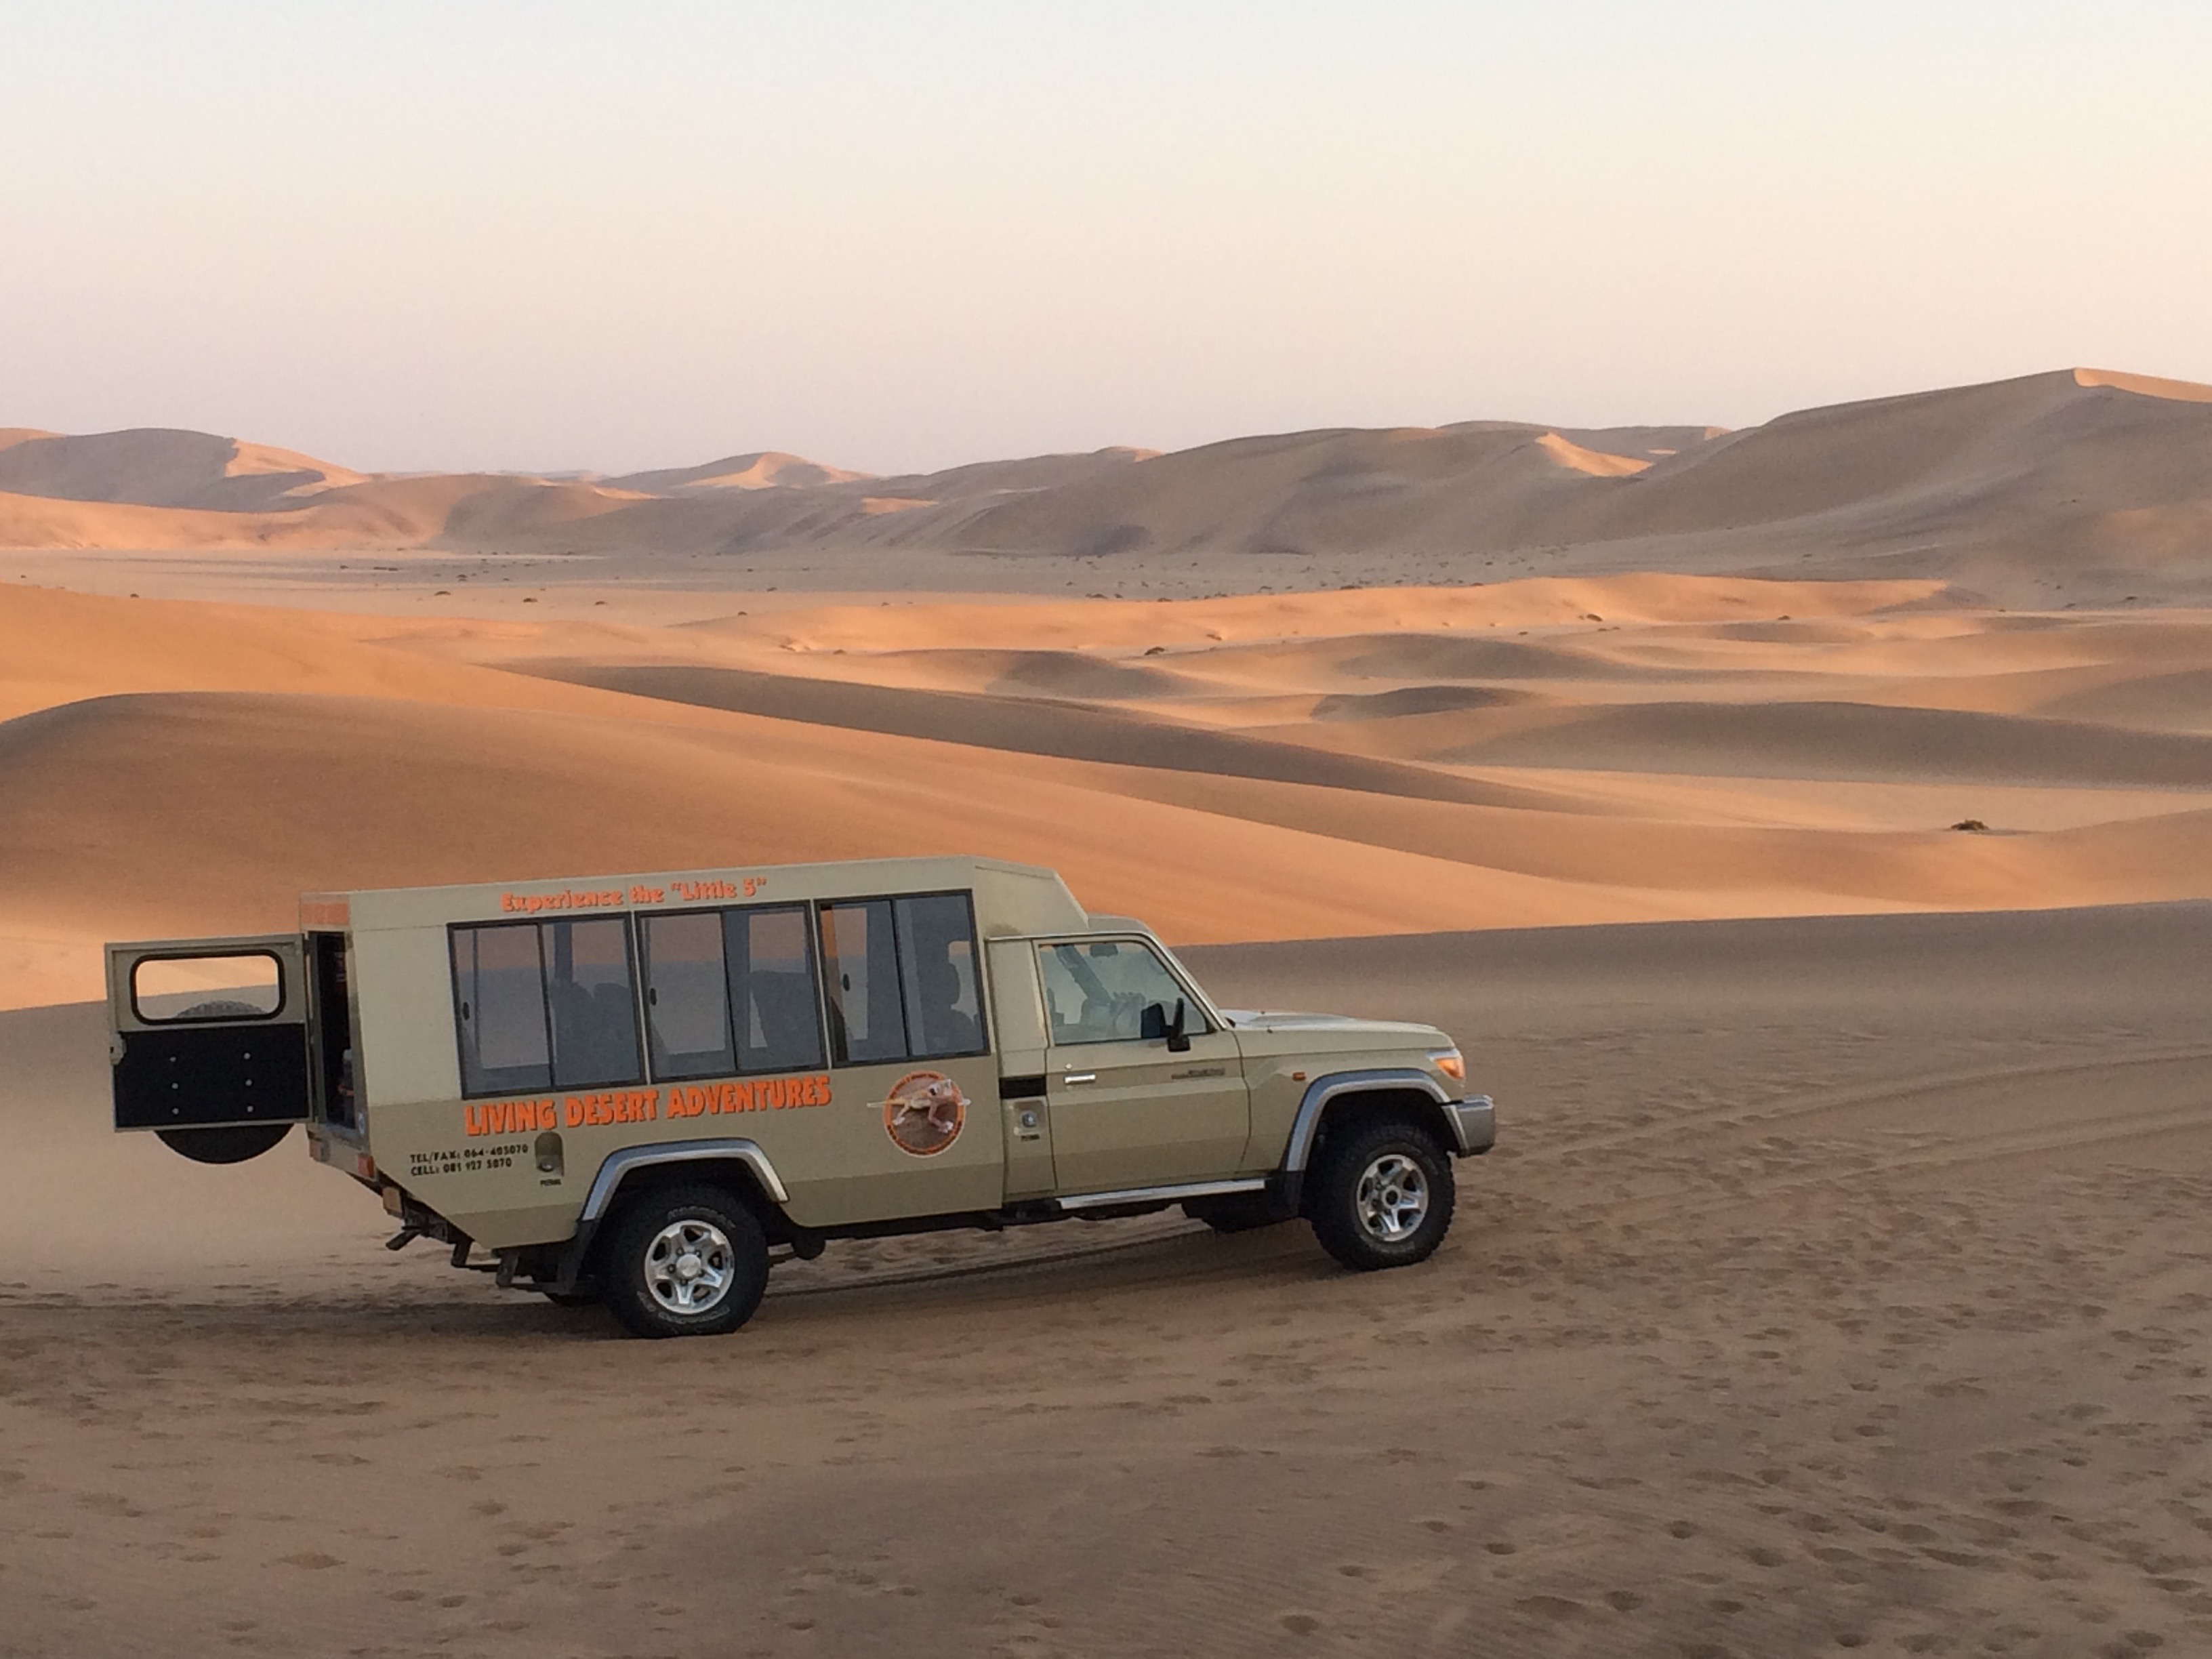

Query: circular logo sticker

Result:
[883,1071,968,1158]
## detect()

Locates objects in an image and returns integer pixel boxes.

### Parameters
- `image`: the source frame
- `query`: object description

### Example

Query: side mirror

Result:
[1143,998,1193,1052]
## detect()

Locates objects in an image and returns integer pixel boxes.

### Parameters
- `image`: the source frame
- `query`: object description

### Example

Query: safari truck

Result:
[107,857,1494,1338]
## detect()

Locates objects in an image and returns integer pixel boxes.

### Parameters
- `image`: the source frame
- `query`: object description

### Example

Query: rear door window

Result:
[131,952,285,1023]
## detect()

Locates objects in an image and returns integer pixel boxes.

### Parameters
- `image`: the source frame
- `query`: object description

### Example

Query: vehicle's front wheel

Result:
[1306,1118,1455,1271]
[601,1185,770,1338]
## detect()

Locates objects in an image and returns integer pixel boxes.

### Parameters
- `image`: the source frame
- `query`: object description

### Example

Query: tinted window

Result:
[452,917,644,1097]
[895,893,987,1059]
[543,918,642,1089]
[819,900,907,1065]
[726,905,826,1075]
[451,922,552,1096]
[1038,939,1202,1046]
[641,910,735,1081]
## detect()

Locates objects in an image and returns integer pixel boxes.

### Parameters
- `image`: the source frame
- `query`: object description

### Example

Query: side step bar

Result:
[1054,1176,1268,1212]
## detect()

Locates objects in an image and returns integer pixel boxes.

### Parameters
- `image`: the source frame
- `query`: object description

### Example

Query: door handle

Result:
[1062,1072,1097,1085]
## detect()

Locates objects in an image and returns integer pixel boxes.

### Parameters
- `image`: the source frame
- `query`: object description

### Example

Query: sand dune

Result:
[605,450,871,493]
[0,426,366,510]
[5,566,2210,1016]
[5,369,2208,606]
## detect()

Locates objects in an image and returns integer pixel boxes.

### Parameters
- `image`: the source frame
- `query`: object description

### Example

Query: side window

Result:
[726,905,826,1075]
[451,922,552,1097]
[895,893,987,1059]
[1037,940,1204,1046]
[640,910,735,1081]
[451,916,644,1097]
[819,900,907,1065]
[543,918,642,1090]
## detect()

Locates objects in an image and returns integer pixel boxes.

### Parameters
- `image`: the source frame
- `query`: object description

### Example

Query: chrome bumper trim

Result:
[1448,1095,1496,1155]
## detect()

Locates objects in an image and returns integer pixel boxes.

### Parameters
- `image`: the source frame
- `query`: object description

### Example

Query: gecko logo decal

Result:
[882,1071,968,1158]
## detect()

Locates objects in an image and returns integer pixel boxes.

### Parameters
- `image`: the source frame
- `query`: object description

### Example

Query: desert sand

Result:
[3,908,2210,1656]
[2,367,2210,1656]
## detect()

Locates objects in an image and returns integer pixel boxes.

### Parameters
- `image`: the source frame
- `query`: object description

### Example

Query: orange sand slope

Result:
[4,573,2210,1009]
[4,367,2209,606]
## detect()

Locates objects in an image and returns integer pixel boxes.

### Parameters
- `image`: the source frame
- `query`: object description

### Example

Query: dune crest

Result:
[1536,431,1652,476]
[2072,365,2212,403]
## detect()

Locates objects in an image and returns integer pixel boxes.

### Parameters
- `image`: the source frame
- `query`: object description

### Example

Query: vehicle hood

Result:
[1218,1010,1450,1049]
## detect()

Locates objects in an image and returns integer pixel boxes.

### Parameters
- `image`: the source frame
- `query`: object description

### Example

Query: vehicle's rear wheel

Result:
[601,1185,769,1339]
[1306,1117,1455,1271]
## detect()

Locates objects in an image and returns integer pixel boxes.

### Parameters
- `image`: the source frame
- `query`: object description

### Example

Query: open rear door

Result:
[108,935,312,1163]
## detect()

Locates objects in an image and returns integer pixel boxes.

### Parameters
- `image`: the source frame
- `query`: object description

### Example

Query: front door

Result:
[1036,937,1249,1194]
[107,935,312,1163]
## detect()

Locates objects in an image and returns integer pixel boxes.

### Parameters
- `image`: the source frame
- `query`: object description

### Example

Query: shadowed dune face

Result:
[0,427,366,511]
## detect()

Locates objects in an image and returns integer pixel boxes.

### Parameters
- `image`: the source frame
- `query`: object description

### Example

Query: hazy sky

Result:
[5,1,2209,476]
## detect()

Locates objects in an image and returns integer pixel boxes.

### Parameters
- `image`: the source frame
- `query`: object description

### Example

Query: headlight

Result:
[1429,1048,1465,1081]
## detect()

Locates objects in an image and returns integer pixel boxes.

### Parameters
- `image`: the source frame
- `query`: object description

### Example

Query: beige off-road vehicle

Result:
[108,856,1494,1337]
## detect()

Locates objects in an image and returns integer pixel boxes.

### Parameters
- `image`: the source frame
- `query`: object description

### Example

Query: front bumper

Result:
[1446,1094,1496,1155]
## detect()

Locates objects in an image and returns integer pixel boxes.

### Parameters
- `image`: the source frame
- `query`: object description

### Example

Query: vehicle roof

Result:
[302,854,1091,937]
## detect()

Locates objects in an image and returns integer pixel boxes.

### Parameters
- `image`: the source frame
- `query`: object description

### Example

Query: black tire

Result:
[600,1184,769,1339]
[156,1124,293,1164]
[154,1000,297,1165]
[1183,1195,1288,1235]
[1305,1117,1455,1272]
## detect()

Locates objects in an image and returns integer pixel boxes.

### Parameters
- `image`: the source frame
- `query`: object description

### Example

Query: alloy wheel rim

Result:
[1355,1153,1429,1243]
[644,1218,735,1314]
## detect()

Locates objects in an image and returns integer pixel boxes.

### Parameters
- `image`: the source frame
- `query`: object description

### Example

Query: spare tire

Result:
[157,1124,294,1164]
[150,998,295,1164]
